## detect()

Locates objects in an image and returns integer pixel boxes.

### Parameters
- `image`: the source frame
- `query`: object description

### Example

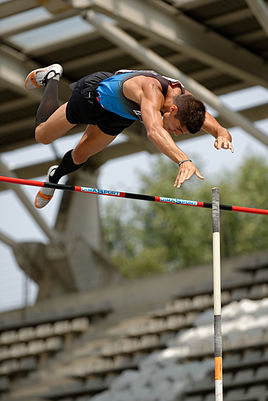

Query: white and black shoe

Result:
[34,165,58,209]
[25,64,63,90]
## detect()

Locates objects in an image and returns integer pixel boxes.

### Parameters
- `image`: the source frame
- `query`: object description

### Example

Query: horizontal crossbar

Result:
[0,175,267,216]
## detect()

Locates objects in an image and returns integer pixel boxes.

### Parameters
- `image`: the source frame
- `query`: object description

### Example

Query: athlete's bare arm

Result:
[184,89,234,153]
[124,78,204,188]
[202,111,234,152]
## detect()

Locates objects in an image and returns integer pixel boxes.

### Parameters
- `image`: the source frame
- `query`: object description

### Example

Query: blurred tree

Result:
[102,155,268,278]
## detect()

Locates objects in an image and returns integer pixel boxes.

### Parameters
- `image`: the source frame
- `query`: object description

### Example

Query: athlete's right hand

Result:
[174,161,204,188]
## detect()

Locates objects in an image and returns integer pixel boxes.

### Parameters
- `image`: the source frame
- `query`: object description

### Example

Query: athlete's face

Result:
[163,105,188,136]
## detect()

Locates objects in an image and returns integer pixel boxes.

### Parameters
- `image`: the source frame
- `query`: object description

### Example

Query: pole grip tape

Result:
[214,314,222,357]
[212,187,220,233]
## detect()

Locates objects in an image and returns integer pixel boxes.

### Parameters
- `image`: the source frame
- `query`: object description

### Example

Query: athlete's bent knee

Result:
[35,124,53,145]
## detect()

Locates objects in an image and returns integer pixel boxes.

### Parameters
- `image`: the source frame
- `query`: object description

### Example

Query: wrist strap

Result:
[178,159,192,167]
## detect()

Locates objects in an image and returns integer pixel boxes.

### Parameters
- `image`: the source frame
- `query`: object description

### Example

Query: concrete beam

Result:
[0,0,37,19]
[0,231,17,248]
[246,0,268,37]
[206,8,251,27]
[171,0,217,9]
[36,0,71,15]
[78,0,268,87]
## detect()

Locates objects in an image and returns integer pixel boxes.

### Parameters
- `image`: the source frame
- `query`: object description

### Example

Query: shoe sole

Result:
[35,190,54,209]
[25,71,41,89]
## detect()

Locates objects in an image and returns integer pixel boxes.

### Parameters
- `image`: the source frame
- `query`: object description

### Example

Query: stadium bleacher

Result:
[1,251,268,401]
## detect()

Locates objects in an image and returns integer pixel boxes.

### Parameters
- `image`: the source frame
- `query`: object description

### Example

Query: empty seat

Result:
[223,353,241,367]
[46,337,63,352]
[223,372,234,386]
[10,343,27,358]
[244,327,264,346]
[255,269,268,281]
[71,317,89,333]
[160,331,176,344]
[0,346,9,361]
[255,366,268,379]
[263,348,268,359]
[0,331,18,345]
[234,368,254,384]
[54,320,72,335]
[194,309,213,326]
[36,324,54,339]
[20,356,37,372]
[221,291,232,304]
[166,315,186,329]
[169,299,193,313]
[0,359,19,374]
[231,288,249,301]
[249,284,268,299]
[192,295,212,310]
[262,330,268,343]
[28,340,45,355]
[18,327,35,342]
[242,350,262,365]
[226,388,246,400]
[225,329,245,349]
[247,384,267,396]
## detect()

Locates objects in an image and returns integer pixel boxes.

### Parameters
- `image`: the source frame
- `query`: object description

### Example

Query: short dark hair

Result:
[173,94,206,134]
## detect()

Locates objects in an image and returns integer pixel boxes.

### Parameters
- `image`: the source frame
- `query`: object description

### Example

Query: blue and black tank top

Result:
[96,69,185,121]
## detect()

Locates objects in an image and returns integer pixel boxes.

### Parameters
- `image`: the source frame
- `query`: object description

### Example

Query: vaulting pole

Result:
[0,176,268,216]
[212,187,223,401]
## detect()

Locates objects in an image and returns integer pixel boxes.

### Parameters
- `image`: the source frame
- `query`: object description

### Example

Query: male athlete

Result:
[25,64,234,208]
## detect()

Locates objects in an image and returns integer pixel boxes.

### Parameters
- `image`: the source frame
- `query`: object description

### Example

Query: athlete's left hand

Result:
[214,132,234,152]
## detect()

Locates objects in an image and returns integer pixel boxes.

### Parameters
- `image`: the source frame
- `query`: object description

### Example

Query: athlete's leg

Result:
[72,124,117,164]
[51,124,116,183]
[35,102,76,144]
[34,125,116,208]
[35,78,60,127]
[25,63,76,144]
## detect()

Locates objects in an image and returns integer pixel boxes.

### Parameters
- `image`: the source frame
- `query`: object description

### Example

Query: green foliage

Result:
[102,155,268,278]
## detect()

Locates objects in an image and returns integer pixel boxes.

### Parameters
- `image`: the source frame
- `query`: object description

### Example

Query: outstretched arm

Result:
[139,82,204,188]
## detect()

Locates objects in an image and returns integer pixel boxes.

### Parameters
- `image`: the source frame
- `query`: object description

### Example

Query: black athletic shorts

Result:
[66,71,135,136]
